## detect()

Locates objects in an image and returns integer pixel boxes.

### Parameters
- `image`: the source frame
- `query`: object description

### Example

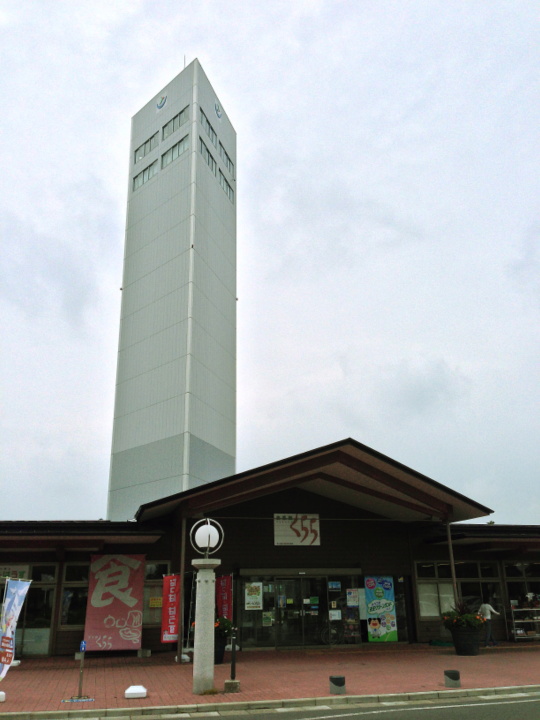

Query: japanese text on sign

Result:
[274,514,320,546]
[161,574,180,643]
[84,554,144,652]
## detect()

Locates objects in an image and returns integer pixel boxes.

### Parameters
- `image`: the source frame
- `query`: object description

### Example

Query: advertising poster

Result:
[84,554,144,651]
[161,574,180,643]
[245,582,263,610]
[364,576,398,642]
[216,574,233,620]
[0,578,32,680]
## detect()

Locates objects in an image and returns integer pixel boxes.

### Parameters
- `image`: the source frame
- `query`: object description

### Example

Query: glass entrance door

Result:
[275,577,328,646]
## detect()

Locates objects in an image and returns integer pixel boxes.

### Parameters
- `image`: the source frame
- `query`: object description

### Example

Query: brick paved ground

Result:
[1,643,539,715]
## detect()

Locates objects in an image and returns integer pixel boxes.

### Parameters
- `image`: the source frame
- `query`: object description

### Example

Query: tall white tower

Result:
[108,60,236,520]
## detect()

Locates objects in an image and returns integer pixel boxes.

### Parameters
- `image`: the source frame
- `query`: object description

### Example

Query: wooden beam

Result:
[322,473,440,518]
[335,451,452,518]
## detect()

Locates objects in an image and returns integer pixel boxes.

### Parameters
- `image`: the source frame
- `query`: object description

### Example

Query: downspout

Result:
[177,515,187,662]
[446,517,459,607]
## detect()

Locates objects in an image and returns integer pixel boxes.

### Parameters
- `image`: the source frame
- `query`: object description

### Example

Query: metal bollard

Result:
[444,669,461,688]
[329,675,346,695]
[230,629,237,680]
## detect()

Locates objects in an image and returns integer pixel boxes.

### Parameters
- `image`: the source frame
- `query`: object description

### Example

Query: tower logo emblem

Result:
[214,102,222,119]
[156,95,167,110]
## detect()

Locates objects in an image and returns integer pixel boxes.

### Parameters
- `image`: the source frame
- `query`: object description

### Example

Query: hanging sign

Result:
[84,554,144,651]
[161,574,180,643]
[1,566,30,581]
[364,576,398,642]
[245,582,263,610]
[216,574,233,620]
[0,578,32,680]
[274,514,320,546]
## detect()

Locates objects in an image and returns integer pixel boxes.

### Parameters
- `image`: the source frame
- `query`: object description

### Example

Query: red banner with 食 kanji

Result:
[161,574,181,643]
[216,574,233,620]
[84,554,144,651]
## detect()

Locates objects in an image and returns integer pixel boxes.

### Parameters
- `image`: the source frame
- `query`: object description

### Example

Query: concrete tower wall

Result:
[108,60,236,520]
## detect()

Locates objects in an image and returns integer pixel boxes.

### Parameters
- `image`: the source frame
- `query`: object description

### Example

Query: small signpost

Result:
[61,640,94,704]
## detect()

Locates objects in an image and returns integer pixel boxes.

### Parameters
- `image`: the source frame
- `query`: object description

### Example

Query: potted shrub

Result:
[442,601,486,656]
[214,616,233,664]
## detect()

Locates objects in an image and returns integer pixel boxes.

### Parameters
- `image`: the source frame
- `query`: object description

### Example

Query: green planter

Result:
[450,627,482,656]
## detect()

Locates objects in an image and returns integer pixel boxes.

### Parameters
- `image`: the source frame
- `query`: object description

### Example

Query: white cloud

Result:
[1,0,539,524]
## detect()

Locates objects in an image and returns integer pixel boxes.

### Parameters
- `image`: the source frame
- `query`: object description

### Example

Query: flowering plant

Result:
[442,601,486,630]
[214,616,233,637]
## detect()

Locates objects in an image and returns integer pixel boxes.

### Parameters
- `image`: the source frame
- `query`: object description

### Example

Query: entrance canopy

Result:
[136,438,493,524]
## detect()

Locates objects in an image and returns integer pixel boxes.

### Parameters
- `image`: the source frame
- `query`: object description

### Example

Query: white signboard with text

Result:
[274,514,320,546]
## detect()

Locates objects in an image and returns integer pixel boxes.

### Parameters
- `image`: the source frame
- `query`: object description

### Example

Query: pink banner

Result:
[161,574,181,643]
[216,574,233,620]
[84,554,144,651]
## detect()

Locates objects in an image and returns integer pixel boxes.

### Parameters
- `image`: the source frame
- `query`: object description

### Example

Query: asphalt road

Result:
[246,694,540,720]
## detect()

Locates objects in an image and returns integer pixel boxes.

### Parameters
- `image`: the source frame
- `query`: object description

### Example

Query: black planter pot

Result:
[450,627,482,656]
[214,637,226,664]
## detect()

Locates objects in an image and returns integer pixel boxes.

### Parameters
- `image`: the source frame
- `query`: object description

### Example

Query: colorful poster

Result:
[216,574,233,620]
[245,582,263,610]
[161,574,180,643]
[84,554,144,651]
[346,588,359,607]
[0,579,31,680]
[364,576,398,642]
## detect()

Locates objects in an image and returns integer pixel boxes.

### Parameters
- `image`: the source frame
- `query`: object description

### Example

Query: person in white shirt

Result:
[478,600,500,646]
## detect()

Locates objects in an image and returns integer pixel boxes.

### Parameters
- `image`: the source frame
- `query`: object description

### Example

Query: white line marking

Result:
[298,696,540,719]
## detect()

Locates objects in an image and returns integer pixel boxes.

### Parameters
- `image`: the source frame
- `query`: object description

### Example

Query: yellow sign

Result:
[149,596,162,608]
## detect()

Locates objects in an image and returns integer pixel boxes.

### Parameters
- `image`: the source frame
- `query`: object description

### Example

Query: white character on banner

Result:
[90,555,141,608]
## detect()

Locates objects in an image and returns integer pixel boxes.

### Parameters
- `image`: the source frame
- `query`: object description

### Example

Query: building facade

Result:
[108,60,237,520]
[4,439,539,657]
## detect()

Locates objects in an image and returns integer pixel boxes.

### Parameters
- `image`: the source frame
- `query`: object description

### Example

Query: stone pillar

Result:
[192,557,221,695]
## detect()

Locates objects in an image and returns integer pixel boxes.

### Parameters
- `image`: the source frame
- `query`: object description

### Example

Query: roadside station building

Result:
[2,438,539,656]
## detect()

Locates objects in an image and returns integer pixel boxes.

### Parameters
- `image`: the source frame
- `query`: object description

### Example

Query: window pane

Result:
[417,583,440,617]
[61,588,88,625]
[65,565,89,583]
[416,563,436,578]
[507,581,527,606]
[145,563,168,580]
[31,565,56,582]
[143,585,163,623]
[524,564,540,578]
[437,562,452,579]
[439,583,455,613]
[455,563,479,578]
[505,563,525,578]
[480,563,498,578]
[460,582,482,612]
[25,587,55,628]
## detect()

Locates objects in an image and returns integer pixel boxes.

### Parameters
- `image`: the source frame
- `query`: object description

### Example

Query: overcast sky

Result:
[1,1,538,525]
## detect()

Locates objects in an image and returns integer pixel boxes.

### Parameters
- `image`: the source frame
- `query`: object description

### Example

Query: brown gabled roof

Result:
[136,438,493,523]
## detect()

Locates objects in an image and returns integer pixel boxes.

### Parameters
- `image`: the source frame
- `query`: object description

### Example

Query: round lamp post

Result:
[190,519,224,695]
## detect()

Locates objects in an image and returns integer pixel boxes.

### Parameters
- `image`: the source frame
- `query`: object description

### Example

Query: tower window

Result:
[219,170,234,203]
[133,160,158,190]
[200,109,217,147]
[199,137,217,175]
[162,135,189,168]
[219,142,234,178]
[134,132,158,164]
[162,106,189,141]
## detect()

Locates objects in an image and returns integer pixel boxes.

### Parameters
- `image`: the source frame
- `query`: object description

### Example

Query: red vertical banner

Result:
[84,554,145,651]
[216,574,233,620]
[161,574,181,643]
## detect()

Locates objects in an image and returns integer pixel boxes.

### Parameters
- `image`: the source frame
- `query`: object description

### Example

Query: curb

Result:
[1,685,540,719]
